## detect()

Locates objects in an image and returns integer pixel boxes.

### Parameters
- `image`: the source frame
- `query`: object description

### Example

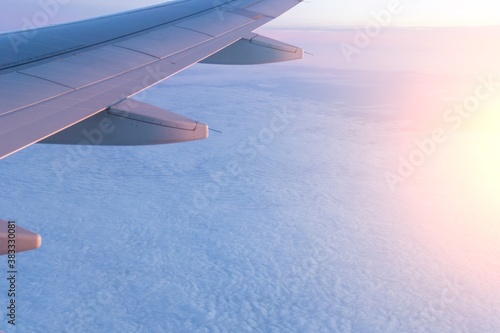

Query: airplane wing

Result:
[0,0,303,253]
[0,0,304,159]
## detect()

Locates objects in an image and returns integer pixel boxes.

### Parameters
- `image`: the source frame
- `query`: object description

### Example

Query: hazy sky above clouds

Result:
[0,0,499,32]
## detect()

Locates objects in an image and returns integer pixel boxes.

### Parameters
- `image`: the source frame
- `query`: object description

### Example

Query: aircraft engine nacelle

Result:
[41,100,208,146]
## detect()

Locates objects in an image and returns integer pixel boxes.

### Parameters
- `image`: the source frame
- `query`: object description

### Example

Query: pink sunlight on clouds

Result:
[333,27,500,285]
[263,26,500,288]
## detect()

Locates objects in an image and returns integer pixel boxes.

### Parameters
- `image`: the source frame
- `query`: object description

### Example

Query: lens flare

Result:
[401,94,500,282]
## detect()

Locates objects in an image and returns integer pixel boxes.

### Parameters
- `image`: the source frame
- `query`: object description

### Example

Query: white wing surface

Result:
[0,0,303,160]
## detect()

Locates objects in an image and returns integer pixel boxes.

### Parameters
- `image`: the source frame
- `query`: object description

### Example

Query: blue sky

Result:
[0,0,499,32]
